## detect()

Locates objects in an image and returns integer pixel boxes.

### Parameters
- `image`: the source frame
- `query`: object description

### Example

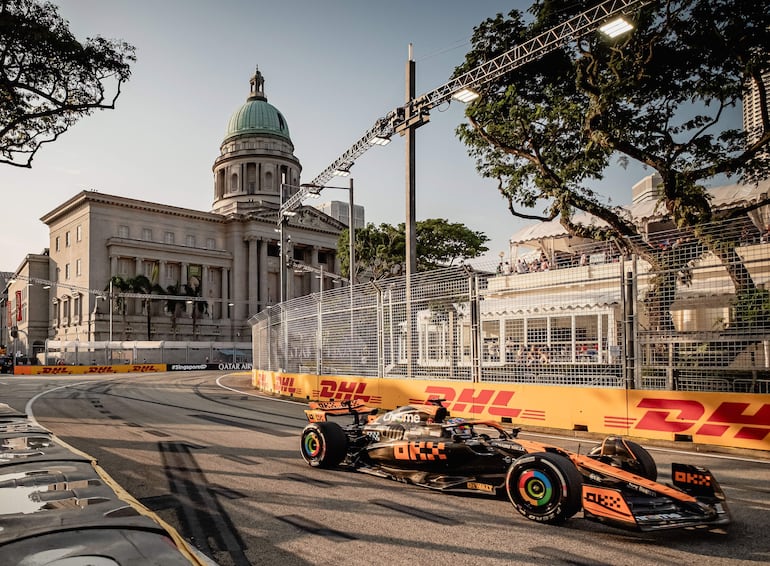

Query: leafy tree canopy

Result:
[339,218,489,281]
[454,0,770,241]
[0,0,136,167]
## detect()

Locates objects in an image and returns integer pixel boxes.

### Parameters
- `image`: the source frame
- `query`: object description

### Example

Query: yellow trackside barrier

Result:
[13,363,165,375]
[253,370,770,452]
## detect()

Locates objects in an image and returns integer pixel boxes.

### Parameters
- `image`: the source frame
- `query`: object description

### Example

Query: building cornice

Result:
[40,190,227,226]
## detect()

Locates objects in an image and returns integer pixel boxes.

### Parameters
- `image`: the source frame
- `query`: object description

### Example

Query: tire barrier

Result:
[0,403,215,565]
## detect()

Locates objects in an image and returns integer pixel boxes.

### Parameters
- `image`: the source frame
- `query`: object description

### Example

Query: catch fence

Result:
[250,218,770,394]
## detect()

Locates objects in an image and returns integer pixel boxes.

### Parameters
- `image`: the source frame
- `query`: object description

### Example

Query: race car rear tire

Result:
[300,421,348,468]
[506,452,582,525]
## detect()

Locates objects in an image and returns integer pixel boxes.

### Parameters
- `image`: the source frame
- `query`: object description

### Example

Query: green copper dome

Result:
[223,67,291,144]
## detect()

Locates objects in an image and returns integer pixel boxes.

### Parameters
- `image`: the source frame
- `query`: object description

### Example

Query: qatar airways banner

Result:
[167,362,253,372]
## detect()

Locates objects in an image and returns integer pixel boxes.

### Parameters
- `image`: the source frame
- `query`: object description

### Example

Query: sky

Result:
[1,0,661,273]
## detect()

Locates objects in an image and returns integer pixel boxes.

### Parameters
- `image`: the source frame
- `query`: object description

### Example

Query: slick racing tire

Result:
[300,421,348,468]
[588,436,658,481]
[506,452,582,525]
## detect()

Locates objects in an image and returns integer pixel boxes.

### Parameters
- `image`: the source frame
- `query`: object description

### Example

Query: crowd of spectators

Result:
[484,340,601,364]
[496,248,620,275]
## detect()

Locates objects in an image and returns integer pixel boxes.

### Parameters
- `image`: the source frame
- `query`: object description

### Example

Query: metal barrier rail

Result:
[250,219,770,393]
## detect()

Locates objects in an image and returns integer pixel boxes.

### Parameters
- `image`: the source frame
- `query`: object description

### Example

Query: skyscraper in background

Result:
[743,69,770,182]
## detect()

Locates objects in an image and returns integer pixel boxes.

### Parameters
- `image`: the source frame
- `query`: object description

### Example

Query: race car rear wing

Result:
[304,399,379,424]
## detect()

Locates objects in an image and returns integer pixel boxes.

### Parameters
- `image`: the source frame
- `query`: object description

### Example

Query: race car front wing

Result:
[580,462,731,531]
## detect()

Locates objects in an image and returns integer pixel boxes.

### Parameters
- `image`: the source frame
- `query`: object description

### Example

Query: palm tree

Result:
[184,280,208,336]
[106,276,131,339]
[165,283,184,335]
[129,275,165,339]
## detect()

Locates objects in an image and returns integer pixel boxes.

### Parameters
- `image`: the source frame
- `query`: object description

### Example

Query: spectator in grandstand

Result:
[526,345,538,365]
[515,345,526,364]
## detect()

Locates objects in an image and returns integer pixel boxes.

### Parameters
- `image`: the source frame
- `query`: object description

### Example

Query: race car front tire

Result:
[505,452,583,525]
[588,436,658,481]
[300,421,348,468]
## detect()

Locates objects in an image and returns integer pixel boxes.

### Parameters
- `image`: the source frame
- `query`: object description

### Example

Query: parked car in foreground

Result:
[300,399,730,532]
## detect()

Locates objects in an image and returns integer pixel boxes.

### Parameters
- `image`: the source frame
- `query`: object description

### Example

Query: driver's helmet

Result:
[446,417,473,438]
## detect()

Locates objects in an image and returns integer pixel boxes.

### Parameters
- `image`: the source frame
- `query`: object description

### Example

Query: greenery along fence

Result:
[250,217,770,394]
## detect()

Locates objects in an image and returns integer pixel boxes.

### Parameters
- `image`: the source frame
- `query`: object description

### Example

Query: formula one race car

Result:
[300,399,730,532]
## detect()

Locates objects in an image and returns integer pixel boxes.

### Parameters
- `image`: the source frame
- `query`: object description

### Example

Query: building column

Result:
[259,239,268,311]
[221,267,229,320]
[181,263,188,286]
[247,236,258,316]
[110,255,117,276]
[202,265,210,317]
[232,226,246,320]
[311,246,320,293]
[134,257,144,314]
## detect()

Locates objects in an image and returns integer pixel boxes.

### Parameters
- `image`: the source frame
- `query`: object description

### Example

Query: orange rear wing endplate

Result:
[305,399,378,422]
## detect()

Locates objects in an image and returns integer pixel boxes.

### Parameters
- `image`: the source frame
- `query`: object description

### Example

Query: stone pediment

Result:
[223,200,345,235]
[290,206,347,232]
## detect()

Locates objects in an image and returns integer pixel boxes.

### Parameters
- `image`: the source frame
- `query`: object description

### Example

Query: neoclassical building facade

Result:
[32,68,346,346]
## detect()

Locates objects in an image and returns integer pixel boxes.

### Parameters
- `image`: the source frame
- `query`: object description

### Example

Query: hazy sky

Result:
[2,0,659,272]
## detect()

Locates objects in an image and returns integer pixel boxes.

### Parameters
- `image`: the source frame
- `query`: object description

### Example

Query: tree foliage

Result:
[338,218,489,281]
[454,0,770,329]
[456,0,770,230]
[0,0,136,167]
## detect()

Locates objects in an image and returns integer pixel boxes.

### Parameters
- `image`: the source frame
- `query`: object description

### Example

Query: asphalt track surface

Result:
[2,371,769,566]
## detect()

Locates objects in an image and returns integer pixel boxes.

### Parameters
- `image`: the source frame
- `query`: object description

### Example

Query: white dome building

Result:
[28,67,346,350]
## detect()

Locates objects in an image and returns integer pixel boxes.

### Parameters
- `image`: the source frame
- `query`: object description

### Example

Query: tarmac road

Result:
[3,372,769,566]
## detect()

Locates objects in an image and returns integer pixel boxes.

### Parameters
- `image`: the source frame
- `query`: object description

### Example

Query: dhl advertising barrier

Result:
[12,363,250,375]
[253,369,770,452]
[13,363,166,375]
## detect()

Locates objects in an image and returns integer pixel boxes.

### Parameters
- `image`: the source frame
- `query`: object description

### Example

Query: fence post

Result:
[369,280,384,378]
[624,267,635,389]
[469,272,481,384]
[316,291,322,376]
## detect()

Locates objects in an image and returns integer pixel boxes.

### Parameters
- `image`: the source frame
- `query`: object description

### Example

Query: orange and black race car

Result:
[300,399,731,532]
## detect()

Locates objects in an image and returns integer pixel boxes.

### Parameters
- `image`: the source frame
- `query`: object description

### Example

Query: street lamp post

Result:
[347,177,355,287]
[228,302,235,341]
[109,279,113,342]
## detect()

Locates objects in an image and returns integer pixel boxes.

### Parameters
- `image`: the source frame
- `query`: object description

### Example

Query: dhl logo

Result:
[394,441,447,461]
[318,379,381,404]
[130,365,157,372]
[424,386,522,419]
[673,470,711,487]
[87,366,117,373]
[277,376,301,396]
[40,367,71,374]
[634,398,770,441]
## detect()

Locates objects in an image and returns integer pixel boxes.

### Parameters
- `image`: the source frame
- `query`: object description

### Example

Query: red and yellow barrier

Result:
[253,370,770,452]
[13,364,165,375]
